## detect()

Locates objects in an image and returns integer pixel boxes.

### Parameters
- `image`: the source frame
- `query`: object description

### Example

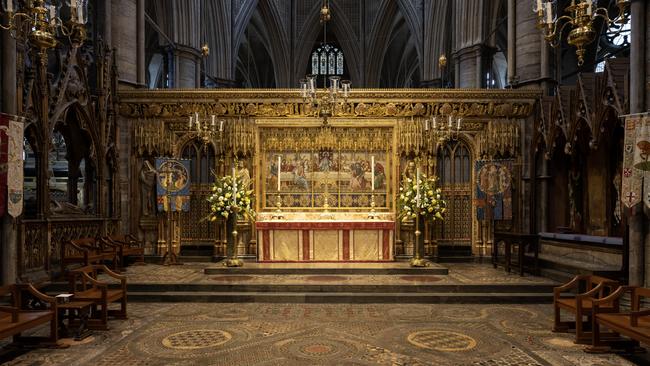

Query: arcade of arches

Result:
[0,0,650,365]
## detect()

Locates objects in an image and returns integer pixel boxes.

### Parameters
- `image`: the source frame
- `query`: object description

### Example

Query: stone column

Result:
[171,45,201,88]
[629,0,646,286]
[514,0,541,86]
[103,0,112,47]
[137,0,145,86]
[507,0,516,84]
[1,13,17,285]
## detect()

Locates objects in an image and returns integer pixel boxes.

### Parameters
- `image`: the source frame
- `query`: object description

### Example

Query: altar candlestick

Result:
[6,0,12,12]
[232,166,237,197]
[536,0,542,12]
[371,156,375,191]
[416,167,420,207]
[211,115,216,129]
[219,120,224,132]
[277,156,282,191]
[448,115,452,128]
[457,117,461,130]
[189,116,193,128]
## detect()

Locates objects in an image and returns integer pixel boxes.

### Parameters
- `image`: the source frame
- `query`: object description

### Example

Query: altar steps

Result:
[203,266,449,276]
[45,282,555,304]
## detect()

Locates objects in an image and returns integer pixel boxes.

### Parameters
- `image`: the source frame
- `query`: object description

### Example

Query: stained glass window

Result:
[310,44,344,76]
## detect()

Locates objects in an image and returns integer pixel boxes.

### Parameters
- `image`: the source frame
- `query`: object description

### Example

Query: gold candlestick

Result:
[272,194,284,220]
[410,211,428,267]
[224,207,244,267]
[368,193,379,219]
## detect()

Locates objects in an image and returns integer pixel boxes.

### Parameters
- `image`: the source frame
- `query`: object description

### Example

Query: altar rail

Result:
[18,218,120,282]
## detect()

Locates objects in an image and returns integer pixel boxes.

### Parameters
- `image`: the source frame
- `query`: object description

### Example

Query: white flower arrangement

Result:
[207,174,255,221]
[397,173,446,222]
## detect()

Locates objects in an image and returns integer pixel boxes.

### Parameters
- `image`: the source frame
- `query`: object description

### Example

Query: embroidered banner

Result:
[475,159,513,221]
[6,120,23,217]
[156,158,191,212]
[622,114,649,209]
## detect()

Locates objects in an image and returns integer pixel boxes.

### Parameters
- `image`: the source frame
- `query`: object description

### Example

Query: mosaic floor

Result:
[108,262,556,285]
[1,303,646,365]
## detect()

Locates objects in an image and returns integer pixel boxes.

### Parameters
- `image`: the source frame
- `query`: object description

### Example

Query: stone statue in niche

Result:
[236,160,251,190]
[139,160,157,217]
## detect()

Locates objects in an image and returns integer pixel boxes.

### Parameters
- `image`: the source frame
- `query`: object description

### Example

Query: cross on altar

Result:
[627,191,637,203]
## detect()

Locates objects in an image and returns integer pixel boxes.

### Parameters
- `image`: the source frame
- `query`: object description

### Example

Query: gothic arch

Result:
[293,0,363,86]
[365,0,399,86]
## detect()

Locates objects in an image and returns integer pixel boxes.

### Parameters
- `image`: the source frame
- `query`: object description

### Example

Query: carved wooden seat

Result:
[553,274,619,344]
[61,238,117,275]
[68,265,127,330]
[105,234,145,266]
[589,286,650,353]
[0,284,58,345]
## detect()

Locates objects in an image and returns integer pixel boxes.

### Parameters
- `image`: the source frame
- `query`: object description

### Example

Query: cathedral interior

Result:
[0,0,650,365]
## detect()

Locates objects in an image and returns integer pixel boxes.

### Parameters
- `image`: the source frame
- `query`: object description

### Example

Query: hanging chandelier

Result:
[424,114,462,145]
[535,0,630,66]
[298,0,351,125]
[1,0,89,50]
[188,112,220,149]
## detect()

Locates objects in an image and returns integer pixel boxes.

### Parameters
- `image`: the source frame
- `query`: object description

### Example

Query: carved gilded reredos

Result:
[118,88,541,120]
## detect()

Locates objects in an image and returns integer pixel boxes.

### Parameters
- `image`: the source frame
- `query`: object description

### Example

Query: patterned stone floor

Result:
[2,303,647,365]
[108,262,556,285]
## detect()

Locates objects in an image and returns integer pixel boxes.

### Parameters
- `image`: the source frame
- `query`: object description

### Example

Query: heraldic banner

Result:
[156,158,191,212]
[622,113,650,210]
[0,113,24,218]
[475,159,513,221]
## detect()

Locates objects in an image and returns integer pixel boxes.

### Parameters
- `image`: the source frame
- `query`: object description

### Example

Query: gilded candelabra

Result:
[300,75,351,125]
[424,114,462,146]
[1,0,89,50]
[189,112,219,150]
[535,0,630,66]
[223,206,244,267]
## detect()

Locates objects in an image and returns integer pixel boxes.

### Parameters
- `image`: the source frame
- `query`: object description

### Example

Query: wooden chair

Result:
[0,284,59,346]
[68,265,127,330]
[60,238,118,275]
[105,234,145,266]
[589,286,650,353]
[553,274,619,344]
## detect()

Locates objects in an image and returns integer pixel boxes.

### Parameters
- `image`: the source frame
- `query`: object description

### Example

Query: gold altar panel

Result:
[313,230,340,260]
[260,126,393,211]
[353,230,380,260]
[273,230,300,261]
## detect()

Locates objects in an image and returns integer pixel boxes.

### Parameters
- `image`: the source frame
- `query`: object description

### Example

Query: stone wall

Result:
[112,0,138,86]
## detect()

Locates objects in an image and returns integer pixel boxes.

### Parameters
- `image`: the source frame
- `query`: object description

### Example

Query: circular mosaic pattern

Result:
[211,275,255,282]
[304,275,346,282]
[399,275,442,282]
[407,330,477,352]
[277,336,358,361]
[162,329,232,350]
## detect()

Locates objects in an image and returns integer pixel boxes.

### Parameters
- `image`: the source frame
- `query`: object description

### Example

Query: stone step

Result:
[125,291,553,304]
[203,266,449,276]
[46,282,555,294]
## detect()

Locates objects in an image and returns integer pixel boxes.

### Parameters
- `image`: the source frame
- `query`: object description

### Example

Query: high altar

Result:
[120,89,538,262]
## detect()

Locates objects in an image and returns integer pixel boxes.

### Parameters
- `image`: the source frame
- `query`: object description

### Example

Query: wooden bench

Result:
[589,286,650,353]
[553,274,619,344]
[0,284,59,345]
[68,265,127,330]
[105,234,145,266]
[61,238,117,275]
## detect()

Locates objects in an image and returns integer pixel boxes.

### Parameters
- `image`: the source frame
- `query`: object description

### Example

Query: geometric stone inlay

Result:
[162,330,232,350]
[407,330,477,352]
[400,275,443,282]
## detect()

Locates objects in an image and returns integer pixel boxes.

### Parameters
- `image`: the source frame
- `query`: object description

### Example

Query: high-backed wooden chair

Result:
[68,265,127,330]
[553,274,620,344]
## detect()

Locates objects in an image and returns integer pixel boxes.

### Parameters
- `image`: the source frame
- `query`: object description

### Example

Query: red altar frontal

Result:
[256,214,395,262]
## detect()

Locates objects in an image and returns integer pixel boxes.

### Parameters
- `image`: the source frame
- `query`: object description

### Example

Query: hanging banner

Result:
[156,158,191,212]
[475,159,513,221]
[0,114,24,218]
[6,120,24,217]
[622,114,649,209]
